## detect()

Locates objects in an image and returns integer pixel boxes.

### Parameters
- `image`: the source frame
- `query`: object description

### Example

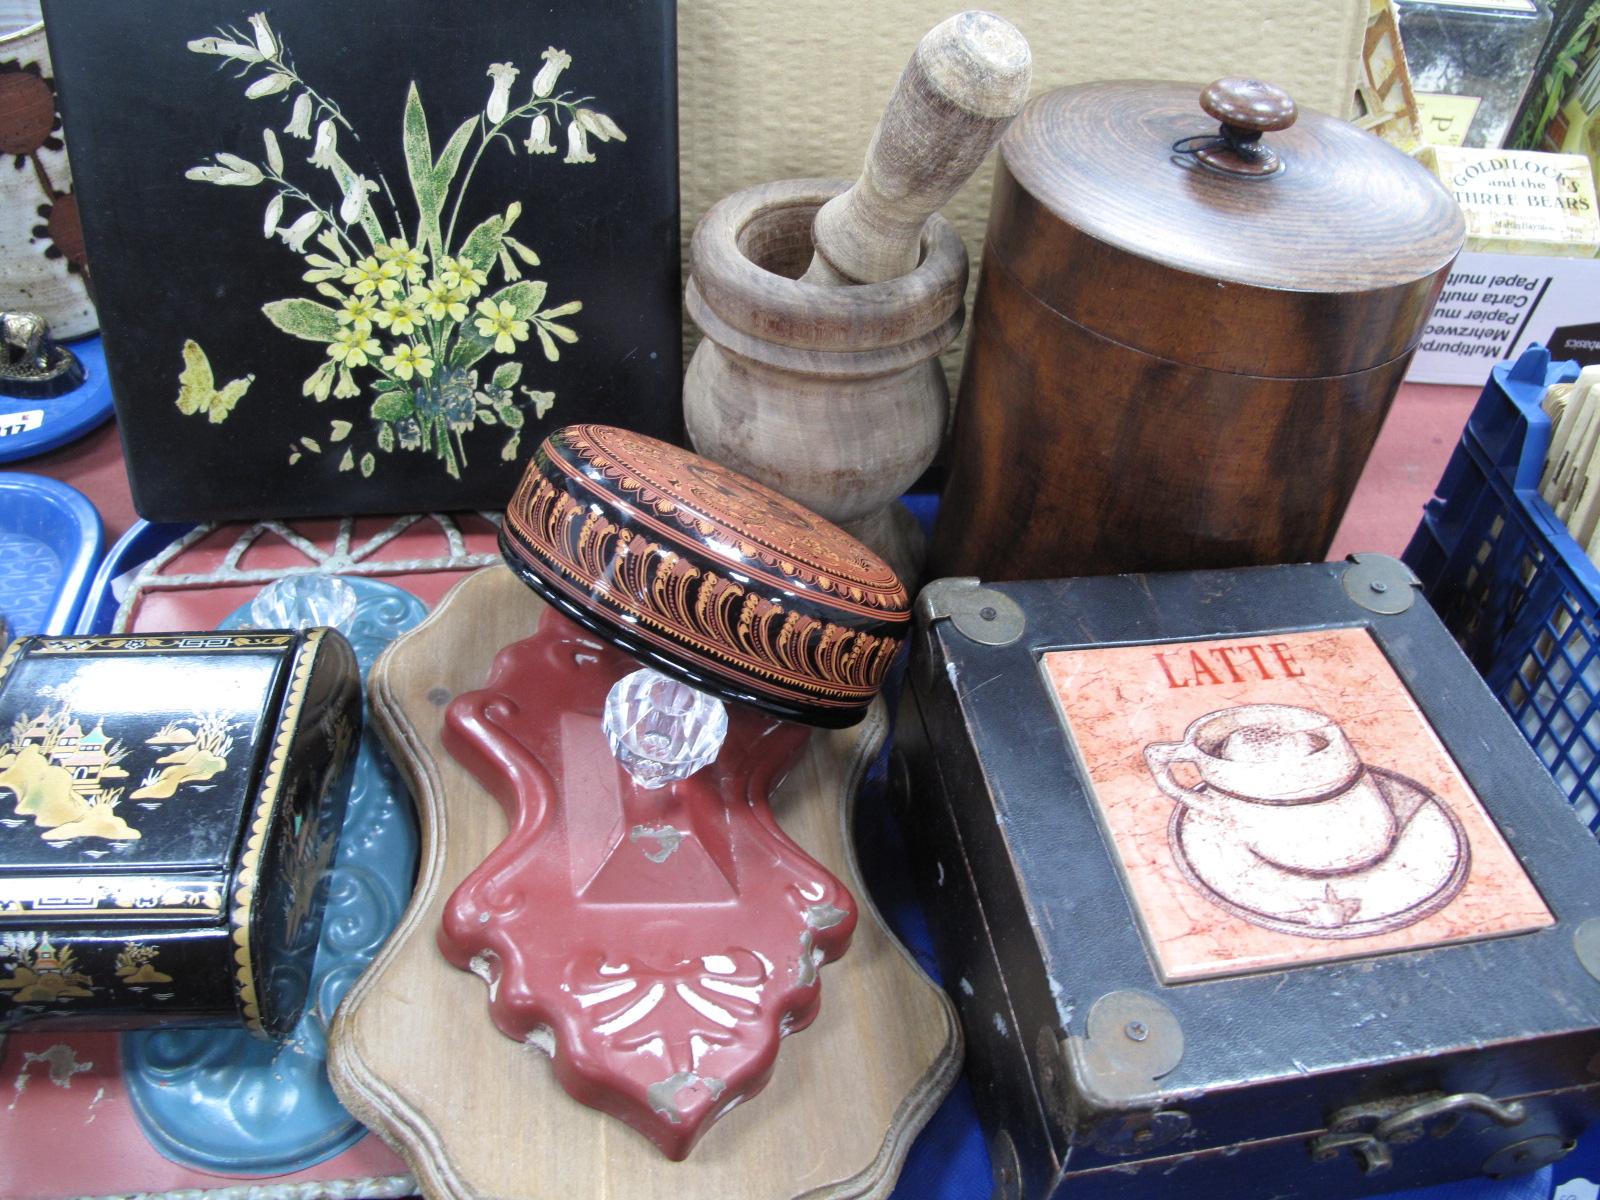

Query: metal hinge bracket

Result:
[1341,553,1421,615]
[916,577,1025,646]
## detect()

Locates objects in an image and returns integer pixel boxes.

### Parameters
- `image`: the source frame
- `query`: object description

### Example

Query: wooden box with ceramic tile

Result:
[0,628,360,1034]
[895,556,1600,1200]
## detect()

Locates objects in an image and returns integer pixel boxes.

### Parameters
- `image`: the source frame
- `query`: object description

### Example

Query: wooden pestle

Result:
[801,10,1032,286]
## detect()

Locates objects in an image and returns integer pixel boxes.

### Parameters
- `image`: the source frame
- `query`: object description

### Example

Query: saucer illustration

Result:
[1169,766,1470,939]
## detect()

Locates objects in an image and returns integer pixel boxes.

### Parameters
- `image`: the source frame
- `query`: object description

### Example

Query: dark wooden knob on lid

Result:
[1192,78,1297,176]
[500,424,911,728]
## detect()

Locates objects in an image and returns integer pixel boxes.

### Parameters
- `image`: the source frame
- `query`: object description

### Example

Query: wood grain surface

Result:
[930,255,1413,582]
[986,81,1464,377]
[684,178,966,583]
[803,11,1031,286]
[329,565,961,1200]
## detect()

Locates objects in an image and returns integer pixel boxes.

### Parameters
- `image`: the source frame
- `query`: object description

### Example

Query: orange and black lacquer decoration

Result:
[499,423,912,729]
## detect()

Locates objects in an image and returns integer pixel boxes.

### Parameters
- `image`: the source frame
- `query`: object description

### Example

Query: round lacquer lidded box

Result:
[931,77,1467,583]
[500,423,911,728]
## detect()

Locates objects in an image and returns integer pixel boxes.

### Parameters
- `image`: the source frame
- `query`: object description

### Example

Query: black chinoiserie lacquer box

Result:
[0,628,360,1036]
[894,556,1600,1200]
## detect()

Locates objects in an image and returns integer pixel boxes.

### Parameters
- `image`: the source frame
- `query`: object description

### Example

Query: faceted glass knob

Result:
[251,572,359,632]
[603,668,728,790]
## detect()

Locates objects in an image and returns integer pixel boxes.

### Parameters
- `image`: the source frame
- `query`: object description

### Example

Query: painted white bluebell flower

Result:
[531,47,571,98]
[263,128,283,175]
[186,35,262,61]
[485,63,519,124]
[285,93,313,139]
[524,113,556,154]
[340,172,379,224]
[278,210,323,253]
[186,153,264,186]
[564,121,595,164]
[308,119,338,168]
[575,108,626,143]
[245,72,293,99]
[247,13,276,59]
[263,192,284,238]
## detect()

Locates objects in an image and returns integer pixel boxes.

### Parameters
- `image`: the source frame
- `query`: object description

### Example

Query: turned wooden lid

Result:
[988,79,1466,377]
[500,424,910,727]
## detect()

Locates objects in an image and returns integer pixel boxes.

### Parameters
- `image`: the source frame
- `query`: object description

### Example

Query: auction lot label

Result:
[1408,251,1600,385]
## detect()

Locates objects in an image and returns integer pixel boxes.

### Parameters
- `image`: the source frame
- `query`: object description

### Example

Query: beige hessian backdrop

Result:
[676,0,1368,376]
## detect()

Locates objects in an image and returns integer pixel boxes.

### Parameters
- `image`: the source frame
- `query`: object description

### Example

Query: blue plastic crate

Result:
[1403,344,1600,825]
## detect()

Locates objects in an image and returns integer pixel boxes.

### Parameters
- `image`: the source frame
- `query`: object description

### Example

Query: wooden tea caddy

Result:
[329,427,960,1198]
[931,78,1467,581]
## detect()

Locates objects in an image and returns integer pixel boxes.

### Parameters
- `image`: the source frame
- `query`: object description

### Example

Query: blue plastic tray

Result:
[0,471,104,635]
[0,336,116,463]
[74,518,196,635]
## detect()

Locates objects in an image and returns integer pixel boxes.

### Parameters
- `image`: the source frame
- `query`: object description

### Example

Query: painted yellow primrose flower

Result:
[439,255,488,297]
[415,280,468,323]
[343,255,403,299]
[327,327,380,368]
[374,295,425,336]
[374,237,429,284]
[337,294,380,331]
[474,298,529,354]
[381,342,435,381]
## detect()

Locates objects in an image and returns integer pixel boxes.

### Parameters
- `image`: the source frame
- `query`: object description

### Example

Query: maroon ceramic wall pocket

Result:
[441,423,912,1158]
[0,628,361,1035]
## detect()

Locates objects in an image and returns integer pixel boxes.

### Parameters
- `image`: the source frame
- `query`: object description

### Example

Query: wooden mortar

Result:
[684,177,966,583]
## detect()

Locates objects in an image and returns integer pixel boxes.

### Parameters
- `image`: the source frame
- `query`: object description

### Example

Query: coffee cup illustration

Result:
[1143,704,1398,876]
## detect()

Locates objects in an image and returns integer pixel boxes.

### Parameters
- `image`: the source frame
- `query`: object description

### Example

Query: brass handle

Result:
[1310,1091,1528,1175]
[1176,78,1297,178]
[1374,1092,1527,1143]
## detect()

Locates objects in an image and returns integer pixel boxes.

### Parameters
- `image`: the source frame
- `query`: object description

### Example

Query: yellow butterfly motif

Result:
[176,339,254,424]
